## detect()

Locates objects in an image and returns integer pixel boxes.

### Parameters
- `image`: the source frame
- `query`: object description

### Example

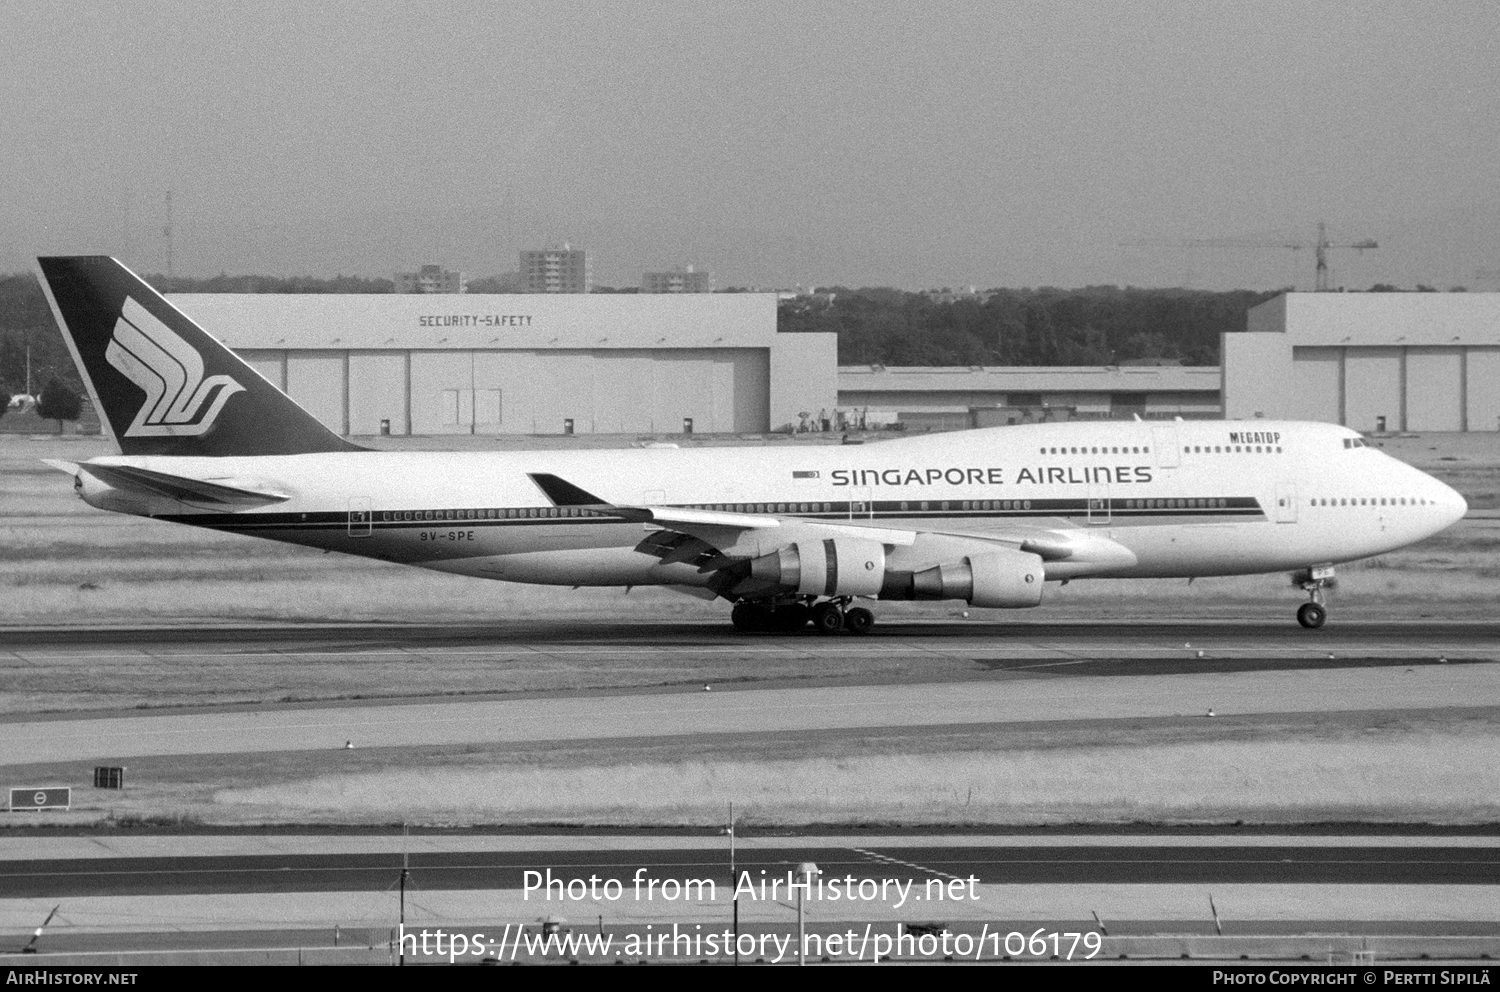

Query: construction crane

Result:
[1124,221,1378,291]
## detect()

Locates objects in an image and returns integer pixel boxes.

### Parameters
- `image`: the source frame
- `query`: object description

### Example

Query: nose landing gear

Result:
[1296,602,1327,629]
[1293,566,1335,628]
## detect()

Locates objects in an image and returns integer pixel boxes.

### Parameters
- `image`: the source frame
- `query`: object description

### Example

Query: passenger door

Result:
[1087,480,1111,525]
[348,497,372,538]
[1274,482,1298,524]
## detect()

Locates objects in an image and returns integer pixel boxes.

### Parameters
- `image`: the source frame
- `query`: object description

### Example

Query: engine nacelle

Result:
[75,469,151,515]
[882,548,1044,608]
[749,537,886,597]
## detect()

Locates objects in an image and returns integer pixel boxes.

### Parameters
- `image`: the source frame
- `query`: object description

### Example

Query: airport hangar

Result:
[173,292,836,436]
[168,289,1500,438]
[1223,292,1500,432]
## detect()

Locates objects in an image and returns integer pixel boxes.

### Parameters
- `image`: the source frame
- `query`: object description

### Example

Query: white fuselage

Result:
[73,420,1468,594]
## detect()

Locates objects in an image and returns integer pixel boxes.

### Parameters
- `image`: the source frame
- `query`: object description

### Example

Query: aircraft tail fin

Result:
[34,256,364,457]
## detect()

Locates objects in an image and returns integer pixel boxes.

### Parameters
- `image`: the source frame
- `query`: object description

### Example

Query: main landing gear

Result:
[731,597,876,635]
[1294,566,1335,629]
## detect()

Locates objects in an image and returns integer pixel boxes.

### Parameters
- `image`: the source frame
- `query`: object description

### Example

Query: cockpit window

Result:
[1342,438,1369,449]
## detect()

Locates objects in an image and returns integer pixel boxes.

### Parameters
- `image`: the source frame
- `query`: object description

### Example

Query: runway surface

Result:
[1,833,1496,940]
[2,657,1495,764]
[6,617,1500,669]
[1,621,1497,954]
[5,844,1499,898]
[3,619,1497,762]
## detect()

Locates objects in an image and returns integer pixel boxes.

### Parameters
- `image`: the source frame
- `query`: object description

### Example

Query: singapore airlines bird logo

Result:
[104,298,245,437]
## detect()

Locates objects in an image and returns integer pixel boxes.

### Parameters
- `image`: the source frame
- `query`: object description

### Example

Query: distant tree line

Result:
[0,272,75,399]
[779,286,1287,367]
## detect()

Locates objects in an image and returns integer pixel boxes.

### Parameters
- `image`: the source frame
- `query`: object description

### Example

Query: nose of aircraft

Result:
[1435,478,1469,528]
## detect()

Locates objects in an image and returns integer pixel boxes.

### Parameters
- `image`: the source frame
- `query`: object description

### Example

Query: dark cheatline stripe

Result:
[157,496,1266,536]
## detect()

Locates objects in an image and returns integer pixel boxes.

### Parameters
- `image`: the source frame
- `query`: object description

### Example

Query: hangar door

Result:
[1469,348,1500,432]
[1405,348,1463,432]
[1288,348,1341,424]
[237,349,287,392]
[1343,347,1401,432]
[413,349,770,435]
[286,353,345,434]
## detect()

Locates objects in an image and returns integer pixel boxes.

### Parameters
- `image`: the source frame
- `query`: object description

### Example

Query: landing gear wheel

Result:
[731,602,761,632]
[843,606,875,635]
[810,601,845,634]
[1297,602,1327,629]
[771,604,810,632]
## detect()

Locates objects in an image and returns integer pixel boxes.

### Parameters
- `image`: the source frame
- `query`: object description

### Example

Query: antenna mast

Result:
[1315,221,1331,292]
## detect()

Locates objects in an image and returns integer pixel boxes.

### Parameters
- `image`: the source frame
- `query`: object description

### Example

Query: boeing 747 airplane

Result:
[35,257,1468,632]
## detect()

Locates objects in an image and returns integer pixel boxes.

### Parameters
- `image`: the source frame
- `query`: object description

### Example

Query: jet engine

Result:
[748,537,887,597]
[73,468,150,515]
[880,548,1044,608]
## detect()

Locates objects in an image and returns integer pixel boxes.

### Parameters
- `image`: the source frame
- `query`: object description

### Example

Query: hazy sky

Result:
[5,1,1498,290]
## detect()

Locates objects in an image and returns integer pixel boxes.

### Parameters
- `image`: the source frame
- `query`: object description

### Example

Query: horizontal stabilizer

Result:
[70,462,290,506]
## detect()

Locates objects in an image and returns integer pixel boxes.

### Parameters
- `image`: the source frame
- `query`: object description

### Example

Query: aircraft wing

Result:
[44,459,291,507]
[525,472,1133,570]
